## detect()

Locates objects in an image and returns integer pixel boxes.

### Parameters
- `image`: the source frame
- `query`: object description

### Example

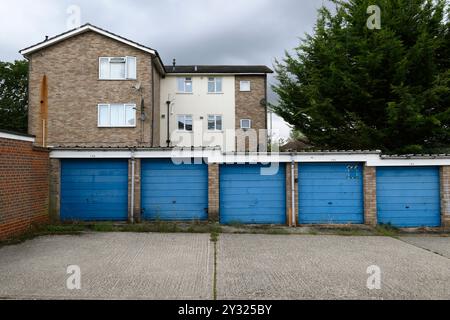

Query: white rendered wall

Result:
[159,75,236,151]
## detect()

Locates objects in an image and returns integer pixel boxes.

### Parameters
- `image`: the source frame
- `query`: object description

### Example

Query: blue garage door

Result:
[299,163,364,224]
[220,164,286,224]
[141,159,208,221]
[377,167,441,227]
[61,159,128,221]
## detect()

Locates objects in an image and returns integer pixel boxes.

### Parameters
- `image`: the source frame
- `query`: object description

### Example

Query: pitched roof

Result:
[19,23,166,74]
[165,65,273,74]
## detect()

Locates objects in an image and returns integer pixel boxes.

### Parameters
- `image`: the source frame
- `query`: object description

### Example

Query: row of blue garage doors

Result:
[61,159,442,228]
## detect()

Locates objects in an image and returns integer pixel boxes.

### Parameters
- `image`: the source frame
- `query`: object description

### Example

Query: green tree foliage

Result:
[272,0,449,154]
[0,60,28,133]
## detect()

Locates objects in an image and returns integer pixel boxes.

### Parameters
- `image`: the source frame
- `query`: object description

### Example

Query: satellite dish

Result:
[260,98,267,106]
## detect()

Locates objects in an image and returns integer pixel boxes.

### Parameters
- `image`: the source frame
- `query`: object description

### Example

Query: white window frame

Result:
[97,103,137,128]
[207,115,223,131]
[177,114,193,132]
[240,119,252,129]
[177,77,193,93]
[99,57,137,80]
[207,77,223,93]
[239,80,251,92]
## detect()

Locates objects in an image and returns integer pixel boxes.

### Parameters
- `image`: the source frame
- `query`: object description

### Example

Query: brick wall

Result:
[28,31,159,148]
[285,162,298,226]
[0,137,49,240]
[208,164,219,222]
[440,166,450,229]
[49,158,60,222]
[128,158,141,223]
[235,75,268,152]
[363,166,377,226]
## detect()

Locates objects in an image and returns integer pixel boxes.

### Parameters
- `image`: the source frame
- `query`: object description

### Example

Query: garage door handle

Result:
[328,202,333,205]
[405,206,410,209]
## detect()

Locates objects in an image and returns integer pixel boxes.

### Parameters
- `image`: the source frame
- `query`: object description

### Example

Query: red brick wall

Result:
[0,137,50,240]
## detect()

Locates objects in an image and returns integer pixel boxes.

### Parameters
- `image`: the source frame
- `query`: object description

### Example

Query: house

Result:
[20,23,272,152]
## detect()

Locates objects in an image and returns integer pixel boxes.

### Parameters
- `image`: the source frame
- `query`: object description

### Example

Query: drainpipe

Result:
[166,100,171,147]
[291,159,296,227]
[130,153,136,224]
[151,65,155,147]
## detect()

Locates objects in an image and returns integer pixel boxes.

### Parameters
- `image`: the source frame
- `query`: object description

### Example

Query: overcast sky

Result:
[0,0,327,139]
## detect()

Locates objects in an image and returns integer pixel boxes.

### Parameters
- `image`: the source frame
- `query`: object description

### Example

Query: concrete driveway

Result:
[0,233,449,300]
[217,234,450,300]
[0,233,213,300]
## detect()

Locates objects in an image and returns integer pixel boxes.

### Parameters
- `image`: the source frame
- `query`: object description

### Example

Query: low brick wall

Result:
[0,134,50,240]
[208,164,220,222]
[441,166,450,229]
[363,166,377,226]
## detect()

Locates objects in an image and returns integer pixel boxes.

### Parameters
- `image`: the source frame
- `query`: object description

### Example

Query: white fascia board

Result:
[366,158,450,167]
[49,150,450,166]
[20,25,155,56]
[0,132,35,142]
[50,150,132,159]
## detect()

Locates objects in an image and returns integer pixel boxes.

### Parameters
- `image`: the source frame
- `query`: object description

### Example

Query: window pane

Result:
[185,79,193,93]
[216,78,222,92]
[208,117,215,130]
[99,58,109,79]
[185,116,193,131]
[240,81,250,92]
[177,78,185,92]
[110,104,124,126]
[110,61,126,79]
[208,81,215,93]
[125,105,136,126]
[177,115,185,130]
[216,116,222,130]
[98,105,109,126]
[126,57,137,79]
[241,119,251,129]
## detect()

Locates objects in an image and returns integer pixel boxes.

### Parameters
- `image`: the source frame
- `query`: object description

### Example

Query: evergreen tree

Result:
[272,0,449,153]
[0,60,28,133]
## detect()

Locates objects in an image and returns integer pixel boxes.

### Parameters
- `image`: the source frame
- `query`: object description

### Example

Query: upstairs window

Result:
[208,115,223,131]
[240,80,251,92]
[240,119,252,129]
[99,57,137,80]
[208,77,223,93]
[98,104,136,127]
[177,77,193,93]
[177,115,193,131]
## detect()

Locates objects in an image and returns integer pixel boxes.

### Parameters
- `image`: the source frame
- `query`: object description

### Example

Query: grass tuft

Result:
[375,224,399,237]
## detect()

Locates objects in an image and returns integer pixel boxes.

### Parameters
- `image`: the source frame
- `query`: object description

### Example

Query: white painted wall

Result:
[159,75,236,151]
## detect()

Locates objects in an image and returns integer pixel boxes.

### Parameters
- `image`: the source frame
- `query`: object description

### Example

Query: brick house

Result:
[20,23,272,152]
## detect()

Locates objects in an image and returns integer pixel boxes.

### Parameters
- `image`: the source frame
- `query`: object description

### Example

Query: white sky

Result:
[0,0,326,139]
